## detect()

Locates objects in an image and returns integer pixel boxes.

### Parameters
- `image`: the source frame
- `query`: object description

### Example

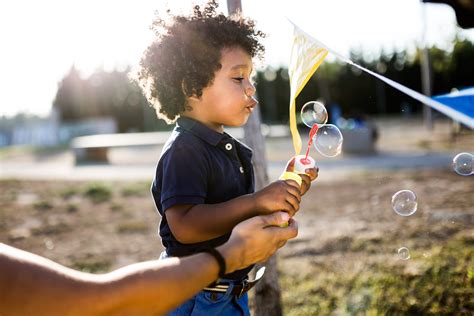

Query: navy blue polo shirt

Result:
[152,116,255,280]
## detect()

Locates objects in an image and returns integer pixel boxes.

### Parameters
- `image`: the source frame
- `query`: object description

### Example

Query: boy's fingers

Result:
[284,157,296,172]
[299,174,311,194]
[284,198,299,216]
[286,182,302,201]
[304,167,319,181]
[285,179,301,192]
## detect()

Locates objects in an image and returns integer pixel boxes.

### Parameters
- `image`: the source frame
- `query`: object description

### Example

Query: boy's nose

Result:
[245,83,256,97]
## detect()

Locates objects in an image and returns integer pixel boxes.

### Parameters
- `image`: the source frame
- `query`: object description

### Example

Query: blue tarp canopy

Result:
[432,87,474,129]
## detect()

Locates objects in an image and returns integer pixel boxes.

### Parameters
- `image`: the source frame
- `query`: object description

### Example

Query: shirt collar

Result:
[176,116,225,146]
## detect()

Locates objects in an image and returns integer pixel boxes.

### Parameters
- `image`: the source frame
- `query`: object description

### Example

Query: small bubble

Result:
[452,152,473,176]
[391,190,418,216]
[301,101,328,128]
[44,238,54,250]
[398,247,410,260]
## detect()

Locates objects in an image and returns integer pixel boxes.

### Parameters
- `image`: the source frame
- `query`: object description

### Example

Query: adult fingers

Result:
[272,218,298,243]
[258,212,290,228]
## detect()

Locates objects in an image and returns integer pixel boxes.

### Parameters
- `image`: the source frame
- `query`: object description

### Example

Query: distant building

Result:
[0,109,117,147]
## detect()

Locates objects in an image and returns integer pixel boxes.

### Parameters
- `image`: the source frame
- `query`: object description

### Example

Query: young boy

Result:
[138,1,317,315]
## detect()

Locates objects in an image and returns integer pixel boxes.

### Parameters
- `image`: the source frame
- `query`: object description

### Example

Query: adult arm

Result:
[0,212,297,316]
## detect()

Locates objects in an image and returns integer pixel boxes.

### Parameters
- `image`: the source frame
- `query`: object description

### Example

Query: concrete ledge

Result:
[341,127,377,155]
[71,125,289,163]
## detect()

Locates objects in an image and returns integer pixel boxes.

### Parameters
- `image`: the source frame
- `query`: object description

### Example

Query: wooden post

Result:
[226,1,283,315]
[420,0,434,129]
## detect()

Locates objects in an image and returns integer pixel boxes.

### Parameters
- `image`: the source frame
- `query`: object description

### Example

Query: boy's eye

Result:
[233,77,244,82]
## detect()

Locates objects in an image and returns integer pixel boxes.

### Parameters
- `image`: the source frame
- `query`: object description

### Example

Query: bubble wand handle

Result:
[303,123,319,163]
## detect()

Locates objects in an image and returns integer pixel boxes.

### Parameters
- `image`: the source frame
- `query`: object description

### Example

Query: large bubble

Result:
[312,124,343,157]
[452,152,473,176]
[391,190,418,216]
[301,101,328,128]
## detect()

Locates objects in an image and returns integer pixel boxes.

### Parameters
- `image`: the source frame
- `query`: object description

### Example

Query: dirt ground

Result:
[1,167,472,313]
[0,116,473,314]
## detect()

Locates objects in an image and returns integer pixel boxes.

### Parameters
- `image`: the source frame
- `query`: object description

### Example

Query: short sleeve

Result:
[159,141,209,211]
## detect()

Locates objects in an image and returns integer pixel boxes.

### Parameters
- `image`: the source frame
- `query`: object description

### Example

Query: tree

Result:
[53,67,158,133]
[226,1,284,315]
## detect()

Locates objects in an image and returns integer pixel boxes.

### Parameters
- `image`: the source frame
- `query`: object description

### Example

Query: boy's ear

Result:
[181,80,200,102]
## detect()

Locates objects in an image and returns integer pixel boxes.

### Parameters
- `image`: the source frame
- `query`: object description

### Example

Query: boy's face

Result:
[186,47,257,131]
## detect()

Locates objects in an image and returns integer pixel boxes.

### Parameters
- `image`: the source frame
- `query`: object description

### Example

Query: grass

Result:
[116,220,150,233]
[32,222,71,236]
[33,200,53,211]
[281,234,474,315]
[59,187,79,200]
[120,182,149,197]
[66,203,79,213]
[83,183,112,203]
[71,256,112,273]
[0,172,471,314]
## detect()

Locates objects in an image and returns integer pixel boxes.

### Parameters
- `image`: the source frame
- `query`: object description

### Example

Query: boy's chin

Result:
[226,117,249,127]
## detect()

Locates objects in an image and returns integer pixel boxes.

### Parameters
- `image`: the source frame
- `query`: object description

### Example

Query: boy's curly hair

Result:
[137,0,265,123]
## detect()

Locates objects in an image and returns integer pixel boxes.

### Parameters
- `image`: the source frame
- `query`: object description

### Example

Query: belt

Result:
[203,266,266,298]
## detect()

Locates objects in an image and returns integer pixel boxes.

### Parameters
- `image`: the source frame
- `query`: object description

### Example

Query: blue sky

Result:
[0,0,472,117]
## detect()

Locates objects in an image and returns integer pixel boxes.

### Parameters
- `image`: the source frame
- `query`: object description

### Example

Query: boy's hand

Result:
[283,157,319,196]
[252,180,301,217]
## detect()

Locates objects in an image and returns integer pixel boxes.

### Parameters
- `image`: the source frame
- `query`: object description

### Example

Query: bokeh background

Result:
[1,0,473,315]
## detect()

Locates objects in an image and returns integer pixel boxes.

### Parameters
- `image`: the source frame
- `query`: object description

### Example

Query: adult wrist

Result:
[216,243,239,275]
[201,248,226,278]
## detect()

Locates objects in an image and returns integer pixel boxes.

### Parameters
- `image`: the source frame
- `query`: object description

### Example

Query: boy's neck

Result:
[180,113,224,134]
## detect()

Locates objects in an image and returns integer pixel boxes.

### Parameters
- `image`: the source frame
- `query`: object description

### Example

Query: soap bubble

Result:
[301,101,328,128]
[398,247,410,260]
[391,190,417,216]
[452,152,473,176]
[313,124,343,157]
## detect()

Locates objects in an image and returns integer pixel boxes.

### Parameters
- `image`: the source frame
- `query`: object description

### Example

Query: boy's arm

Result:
[166,180,301,244]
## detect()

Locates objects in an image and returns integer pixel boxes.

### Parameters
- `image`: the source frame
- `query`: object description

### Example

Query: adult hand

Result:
[217,212,298,274]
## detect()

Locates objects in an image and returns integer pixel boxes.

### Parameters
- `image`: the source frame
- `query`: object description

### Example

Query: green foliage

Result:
[50,38,473,127]
[32,222,70,236]
[255,38,474,122]
[71,257,112,273]
[52,66,162,132]
[120,182,149,197]
[33,200,53,211]
[83,183,112,203]
[282,236,474,315]
[116,220,150,233]
[59,187,78,200]
[66,203,79,213]
[110,202,124,212]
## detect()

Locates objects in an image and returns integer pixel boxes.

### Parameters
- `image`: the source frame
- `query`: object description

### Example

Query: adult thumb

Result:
[260,212,290,227]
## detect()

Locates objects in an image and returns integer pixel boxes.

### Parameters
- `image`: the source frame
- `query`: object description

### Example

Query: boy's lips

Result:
[245,100,258,112]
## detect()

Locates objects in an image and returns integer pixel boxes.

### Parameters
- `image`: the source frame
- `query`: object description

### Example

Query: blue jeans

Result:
[160,251,250,316]
[166,288,249,316]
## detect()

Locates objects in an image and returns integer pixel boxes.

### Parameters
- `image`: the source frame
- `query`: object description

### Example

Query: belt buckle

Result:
[238,280,248,298]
